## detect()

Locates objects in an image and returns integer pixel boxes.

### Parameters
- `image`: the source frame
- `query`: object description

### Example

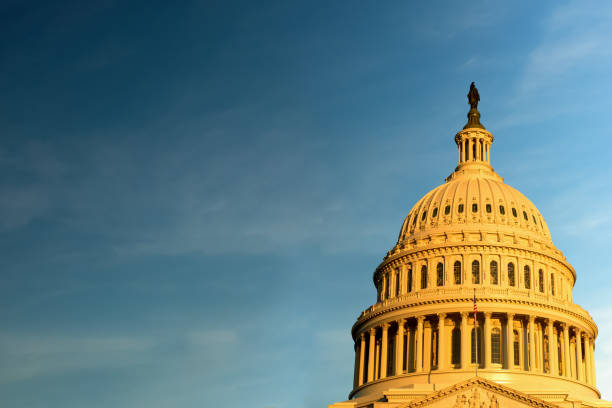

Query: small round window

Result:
[486,204,492,213]
[499,205,505,215]
[472,203,478,213]
[512,208,518,217]
[458,204,464,213]
[432,207,438,217]
[444,205,451,215]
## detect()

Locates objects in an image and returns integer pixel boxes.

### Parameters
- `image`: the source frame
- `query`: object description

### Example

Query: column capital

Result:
[417,315,426,323]
[529,315,535,323]
[382,322,390,330]
[484,311,492,318]
[461,311,471,318]
[397,318,407,326]
[437,312,447,320]
[507,313,514,320]
[369,327,377,335]
[559,322,567,329]
[360,332,365,340]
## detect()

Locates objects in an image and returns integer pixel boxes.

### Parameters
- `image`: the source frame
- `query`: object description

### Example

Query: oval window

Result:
[421,211,427,221]
[486,204,492,213]
[432,207,438,217]
[499,205,505,215]
[458,204,464,213]
[472,203,478,213]
[512,208,518,217]
[445,205,451,215]
[523,211,528,221]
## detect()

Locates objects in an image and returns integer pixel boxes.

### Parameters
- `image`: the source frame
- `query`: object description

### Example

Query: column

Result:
[585,336,592,385]
[353,340,359,388]
[484,312,492,369]
[358,333,366,386]
[576,329,584,382]
[416,315,425,372]
[395,319,405,375]
[547,320,557,375]
[563,324,571,378]
[590,339,597,387]
[438,313,447,370]
[529,316,536,372]
[424,322,432,372]
[505,314,513,369]
[462,139,466,162]
[367,328,376,382]
[381,323,389,379]
[461,312,470,368]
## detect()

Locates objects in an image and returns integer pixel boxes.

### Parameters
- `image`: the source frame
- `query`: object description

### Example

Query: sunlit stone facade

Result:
[330,88,611,408]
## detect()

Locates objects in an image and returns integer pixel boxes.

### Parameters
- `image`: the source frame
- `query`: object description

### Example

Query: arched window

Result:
[407,264,413,293]
[454,261,462,284]
[524,266,531,289]
[491,328,501,364]
[538,269,544,292]
[451,327,461,365]
[471,327,483,364]
[490,261,498,285]
[421,265,428,289]
[472,260,480,284]
[436,263,444,286]
[513,330,520,366]
[508,263,515,287]
[395,269,400,296]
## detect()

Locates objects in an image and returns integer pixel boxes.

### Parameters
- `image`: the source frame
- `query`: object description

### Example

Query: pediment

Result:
[398,377,560,408]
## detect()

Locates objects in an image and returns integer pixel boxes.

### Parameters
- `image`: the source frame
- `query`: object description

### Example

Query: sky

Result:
[1,1,612,407]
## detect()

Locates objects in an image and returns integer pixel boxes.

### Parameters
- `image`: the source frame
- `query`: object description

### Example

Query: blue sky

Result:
[2,1,612,407]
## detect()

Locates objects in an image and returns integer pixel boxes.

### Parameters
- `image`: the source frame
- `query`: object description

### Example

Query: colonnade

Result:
[458,137,490,164]
[353,312,596,390]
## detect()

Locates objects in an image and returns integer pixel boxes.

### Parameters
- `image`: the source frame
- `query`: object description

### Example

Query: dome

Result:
[398,168,553,245]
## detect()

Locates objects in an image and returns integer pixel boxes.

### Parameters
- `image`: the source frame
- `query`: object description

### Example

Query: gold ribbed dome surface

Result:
[398,168,552,245]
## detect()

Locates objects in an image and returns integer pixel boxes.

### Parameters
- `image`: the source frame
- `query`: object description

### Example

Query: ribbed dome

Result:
[398,170,552,244]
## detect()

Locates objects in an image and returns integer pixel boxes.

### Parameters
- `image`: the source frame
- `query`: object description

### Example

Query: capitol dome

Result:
[330,84,604,408]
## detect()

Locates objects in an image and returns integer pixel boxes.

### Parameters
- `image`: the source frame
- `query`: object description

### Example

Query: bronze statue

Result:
[468,82,480,110]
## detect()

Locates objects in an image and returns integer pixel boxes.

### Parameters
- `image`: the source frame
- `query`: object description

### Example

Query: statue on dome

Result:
[468,82,480,110]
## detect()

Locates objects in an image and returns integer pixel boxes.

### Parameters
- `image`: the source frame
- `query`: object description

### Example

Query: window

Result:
[458,204,464,213]
[499,205,506,215]
[490,261,498,285]
[551,273,555,295]
[412,215,417,226]
[512,208,518,217]
[539,269,544,292]
[523,211,528,221]
[432,207,438,217]
[513,330,520,366]
[451,328,461,365]
[472,260,480,284]
[508,262,515,286]
[395,269,400,296]
[532,215,537,225]
[486,203,492,213]
[384,274,390,299]
[471,327,483,364]
[377,281,382,302]
[445,205,451,215]
[421,211,427,221]
[407,264,413,293]
[436,263,444,286]
[454,261,462,284]
[491,328,501,364]
[472,203,478,213]
[421,265,428,289]
[524,266,531,289]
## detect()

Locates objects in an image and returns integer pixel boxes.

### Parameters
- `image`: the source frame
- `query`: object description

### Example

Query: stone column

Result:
[381,323,389,379]
[424,322,432,372]
[576,329,584,382]
[563,324,571,378]
[395,319,405,376]
[585,336,592,385]
[416,315,425,372]
[529,316,536,372]
[461,312,470,369]
[547,320,557,375]
[438,313,447,370]
[358,333,366,386]
[590,339,597,387]
[505,314,514,369]
[367,328,376,382]
[484,312,492,369]
[374,339,381,380]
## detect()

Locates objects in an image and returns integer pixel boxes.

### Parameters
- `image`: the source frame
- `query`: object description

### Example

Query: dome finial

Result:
[464,82,485,129]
